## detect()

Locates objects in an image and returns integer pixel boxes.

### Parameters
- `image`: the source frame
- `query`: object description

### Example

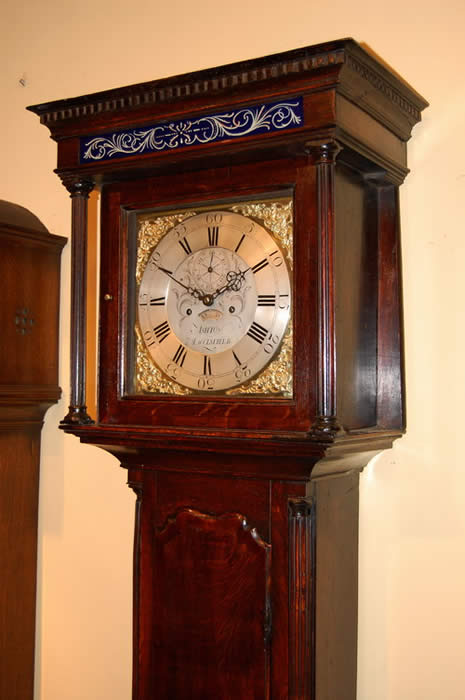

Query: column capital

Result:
[288,498,313,519]
[305,139,342,165]
[61,176,95,198]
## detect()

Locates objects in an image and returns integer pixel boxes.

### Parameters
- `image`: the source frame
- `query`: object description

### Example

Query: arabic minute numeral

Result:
[148,251,161,269]
[198,375,215,390]
[166,362,180,380]
[234,363,252,382]
[175,223,187,236]
[206,213,223,224]
[264,333,280,354]
[143,329,155,347]
[269,250,284,267]
[278,294,290,310]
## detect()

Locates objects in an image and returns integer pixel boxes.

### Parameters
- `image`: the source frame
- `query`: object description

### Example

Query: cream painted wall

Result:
[2,2,464,698]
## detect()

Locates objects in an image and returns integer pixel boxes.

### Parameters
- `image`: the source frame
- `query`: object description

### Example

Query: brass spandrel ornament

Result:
[226,324,293,396]
[136,212,198,284]
[135,325,192,395]
[230,200,293,268]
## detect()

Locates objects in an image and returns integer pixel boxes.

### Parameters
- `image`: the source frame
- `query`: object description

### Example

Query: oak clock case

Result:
[28,38,428,700]
[131,200,292,396]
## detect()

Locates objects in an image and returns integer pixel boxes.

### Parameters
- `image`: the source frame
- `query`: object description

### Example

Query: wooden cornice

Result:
[28,38,428,143]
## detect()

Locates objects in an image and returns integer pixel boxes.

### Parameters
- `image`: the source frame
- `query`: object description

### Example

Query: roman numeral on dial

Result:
[235,234,245,253]
[149,296,165,306]
[247,321,268,344]
[178,237,192,255]
[208,226,219,246]
[251,258,269,274]
[257,294,276,306]
[203,355,212,375]
[173,344,188,367]
[153,320,170,343]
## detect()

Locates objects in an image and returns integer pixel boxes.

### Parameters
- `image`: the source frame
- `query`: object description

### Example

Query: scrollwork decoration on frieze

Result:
[80,98,304,163]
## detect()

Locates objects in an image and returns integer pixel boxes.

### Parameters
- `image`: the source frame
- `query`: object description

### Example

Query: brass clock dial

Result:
[137,208,292,393]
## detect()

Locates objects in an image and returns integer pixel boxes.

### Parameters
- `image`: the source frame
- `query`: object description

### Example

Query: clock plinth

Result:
[29,39,427,699]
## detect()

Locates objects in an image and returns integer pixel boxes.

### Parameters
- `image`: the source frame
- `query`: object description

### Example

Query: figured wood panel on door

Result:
[147,508,271,699]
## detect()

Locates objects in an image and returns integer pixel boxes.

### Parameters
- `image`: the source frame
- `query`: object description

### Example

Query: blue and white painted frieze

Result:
[80,98,304,163]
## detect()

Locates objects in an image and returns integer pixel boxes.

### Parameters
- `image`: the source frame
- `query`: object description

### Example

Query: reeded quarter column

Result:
[307,140,342,437]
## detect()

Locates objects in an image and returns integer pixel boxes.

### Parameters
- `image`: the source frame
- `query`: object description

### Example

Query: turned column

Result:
[307,140,342,437]
[61,178,95,425]
[288,498,315,700]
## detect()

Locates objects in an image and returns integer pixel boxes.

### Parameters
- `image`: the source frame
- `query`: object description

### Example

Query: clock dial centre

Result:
[167,246,257,355]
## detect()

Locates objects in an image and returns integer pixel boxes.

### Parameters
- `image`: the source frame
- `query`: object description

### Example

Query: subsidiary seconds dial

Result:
[137,210,291,392]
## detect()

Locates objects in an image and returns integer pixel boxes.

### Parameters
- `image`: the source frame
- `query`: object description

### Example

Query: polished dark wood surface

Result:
[0,202,65,700]
[129,468,308,700]
[151,508,270,697]
[28,40,427,699]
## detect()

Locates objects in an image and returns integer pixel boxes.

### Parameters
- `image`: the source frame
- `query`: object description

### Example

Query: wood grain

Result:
[25,39,427,700]
[0,202,65,700]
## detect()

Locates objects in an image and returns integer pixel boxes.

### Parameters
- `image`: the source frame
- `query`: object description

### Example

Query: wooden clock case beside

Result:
[28,39,427,699]
[0,202,66,700]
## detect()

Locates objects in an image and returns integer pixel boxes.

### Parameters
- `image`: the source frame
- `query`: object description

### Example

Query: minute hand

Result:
[156,265,203,300]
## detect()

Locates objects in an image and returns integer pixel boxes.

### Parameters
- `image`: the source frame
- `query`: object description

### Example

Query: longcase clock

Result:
[0,201,66,700]
[29,39,428,699]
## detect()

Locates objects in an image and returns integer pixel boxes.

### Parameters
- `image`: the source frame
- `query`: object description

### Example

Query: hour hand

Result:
[212,268,249,300]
